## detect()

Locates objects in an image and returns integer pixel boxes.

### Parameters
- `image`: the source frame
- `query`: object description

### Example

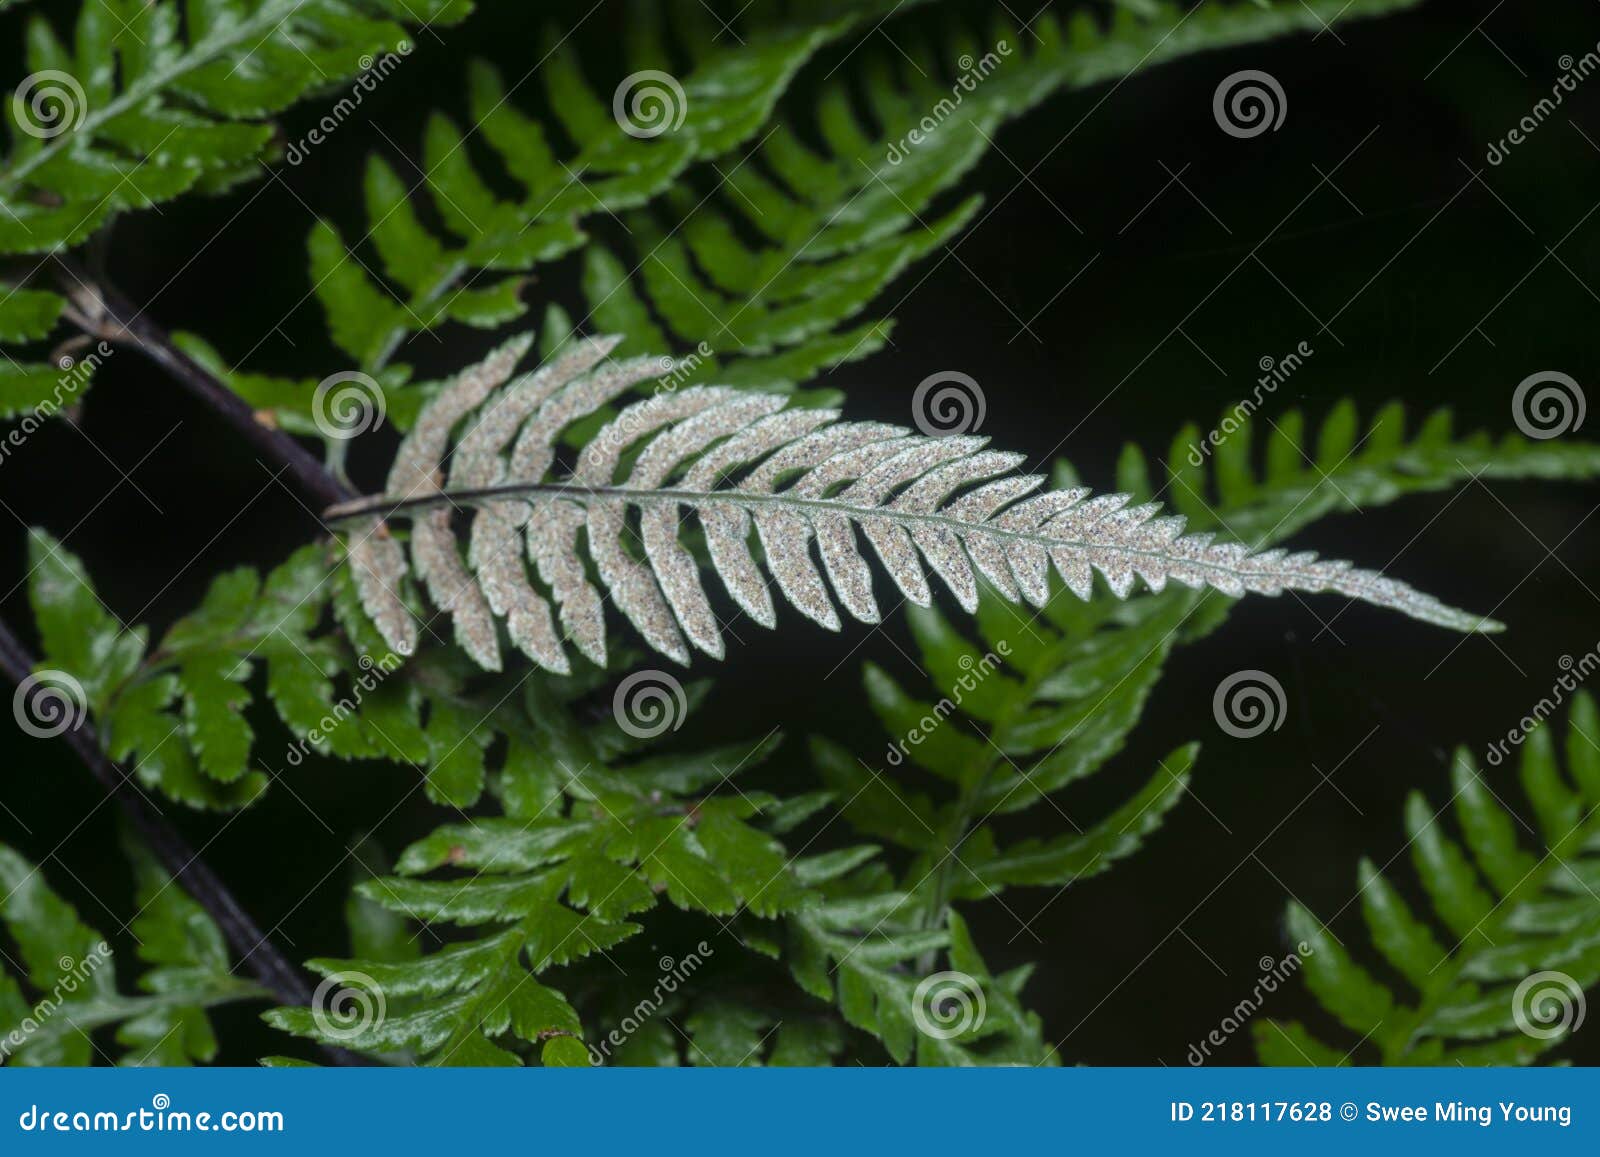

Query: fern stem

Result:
[54,258,356,511]
[915,666,1043,961]
[0,607,370,1065]
[322,480,1500,635]
[0,623,295,993]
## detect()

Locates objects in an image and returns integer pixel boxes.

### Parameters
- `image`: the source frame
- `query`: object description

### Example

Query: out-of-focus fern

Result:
[0,291,82,417]
[193,0,1426,438]
[292,1,924,381]
[0,0,466,419]
[1257,695,1600,1065]
[825,401,1600,968]
[1160,397,1600,547]
[585,0,1424,388]
[0,837,263,1066]
[0,0,468,249]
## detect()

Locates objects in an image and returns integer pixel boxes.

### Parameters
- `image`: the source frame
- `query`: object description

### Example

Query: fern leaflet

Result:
[302,0,924,375]
[0,836,263,1066]
[584,0,1427,387]
[1258,695,1600,1065]
[327,335,1499,677]
[829,398,1600,943]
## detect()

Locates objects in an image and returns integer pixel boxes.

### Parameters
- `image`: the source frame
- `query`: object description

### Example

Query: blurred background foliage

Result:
[0,0,1596,1063]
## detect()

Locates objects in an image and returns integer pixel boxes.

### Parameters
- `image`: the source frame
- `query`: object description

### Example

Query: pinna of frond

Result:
[324,335,1503,672]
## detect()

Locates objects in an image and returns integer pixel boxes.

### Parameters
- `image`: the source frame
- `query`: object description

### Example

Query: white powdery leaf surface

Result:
[328,335,1502,674]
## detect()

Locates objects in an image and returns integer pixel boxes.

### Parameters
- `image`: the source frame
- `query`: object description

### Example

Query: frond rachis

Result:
[328,336,1503,671]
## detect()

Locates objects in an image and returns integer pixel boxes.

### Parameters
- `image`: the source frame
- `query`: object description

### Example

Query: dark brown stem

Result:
[0,620,367,1065]
[0,622,300,998]
[52,255,355,510]
[12,260,372,1063]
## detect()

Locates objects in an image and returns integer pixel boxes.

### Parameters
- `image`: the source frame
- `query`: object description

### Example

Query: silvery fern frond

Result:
[326,336,1501,672]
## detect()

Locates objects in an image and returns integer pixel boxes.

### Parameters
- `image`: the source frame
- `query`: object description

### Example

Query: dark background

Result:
[2,0,1598,1064]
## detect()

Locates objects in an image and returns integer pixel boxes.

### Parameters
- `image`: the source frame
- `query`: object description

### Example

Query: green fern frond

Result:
[304,1,922,375]
[0,837,264,1066]
[22,531,397,809]
[0,0,468,254]
[584,0,1425,388]
[0,291,88,420]
[0,0,467,427]
[267,714,814,1064]
[210,0,1427,418]
[1257,694,1600,1066]
[1159,397,1600,546]
[833,398,1600,941]
[787,882,1055,1065]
